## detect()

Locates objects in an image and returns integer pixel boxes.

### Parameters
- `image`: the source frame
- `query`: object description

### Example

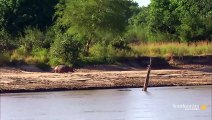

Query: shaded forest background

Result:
[0,0,212,67]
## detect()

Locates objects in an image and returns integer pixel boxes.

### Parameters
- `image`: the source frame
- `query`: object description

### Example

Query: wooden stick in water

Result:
[143,57,152,91]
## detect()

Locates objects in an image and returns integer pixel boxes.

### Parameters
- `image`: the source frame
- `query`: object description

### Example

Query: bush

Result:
[20,27,45,52]
[10,47,50,66]
[125,25,148,43]
[86,43,134,65]
[10,46,28,62]
[0,52,10,66]
[50,34,83,66]
[89,44,116,64]
[0,29,16,51]
[24,56,39,64]
[147,32,179,42]
[31,48,49,63]
[43,27,57,49]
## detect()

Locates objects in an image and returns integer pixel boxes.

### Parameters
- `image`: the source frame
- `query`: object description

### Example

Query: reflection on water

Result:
[1,86,211,120]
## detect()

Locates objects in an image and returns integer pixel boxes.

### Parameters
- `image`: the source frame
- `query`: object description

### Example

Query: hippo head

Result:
[53,65,74,73]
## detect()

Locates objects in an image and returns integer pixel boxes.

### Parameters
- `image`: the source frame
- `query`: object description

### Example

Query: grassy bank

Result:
[132,42,212,57]
[1,42,212,68]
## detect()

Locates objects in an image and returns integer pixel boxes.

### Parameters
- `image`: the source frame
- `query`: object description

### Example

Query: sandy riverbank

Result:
[0,63,212,93]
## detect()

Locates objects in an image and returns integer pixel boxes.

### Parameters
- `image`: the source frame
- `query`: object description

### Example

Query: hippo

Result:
[53,65,74,73]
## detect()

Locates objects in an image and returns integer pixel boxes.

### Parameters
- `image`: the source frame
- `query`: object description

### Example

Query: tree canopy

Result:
[146,0,212,41]
[55,0,138,37]
[0,0,58,34]
[55,0,138,54]
[1,0,211,66]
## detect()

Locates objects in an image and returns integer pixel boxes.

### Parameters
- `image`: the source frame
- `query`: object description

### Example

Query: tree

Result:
[55,0,138,55]
[148,0,212,42]
[20,27,45,52]
[126,6,150,42]
[0,29,14,51]
[129,6,150,27]
[0,0,58,34]
[176,0,212,41]
[148,0,180,35]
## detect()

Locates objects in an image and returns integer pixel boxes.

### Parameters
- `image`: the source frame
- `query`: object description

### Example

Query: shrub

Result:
[147,32,178,42]
[0,29,16,51]
[125,25,148,43]
[87,43,134,65]
[43,27,57,49]
[10,47,50,66]
[90,44,118,63]
[20,27,45,52]
[0,52,10,65]
[50,34,83,66]
[31,48,49,63]
[10,46,28,62]
[24,56,39,64]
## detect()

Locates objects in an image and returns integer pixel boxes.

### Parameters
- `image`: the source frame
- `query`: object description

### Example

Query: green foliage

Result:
[129,6,149,27]
[176,0,212,41]
[146,0,212,41]
[125,6,149,42]
[10,46,28,63]
[0,0,58,34]
[0,52,10,65]
[55,0,138,55]
[50,34,83,66]
[56,0,138,34]
[20,27,45,52]
[10,47,49,65]
[132,42,212,57]
[125,25,148,43]
[81,43,134,65]
[1,0,212,67]
[147,32,178,42]
[147,0,180,41]
[0,29,15,51]
[89,44,116,64]
[31,48,49,63]
[43,27,57,49]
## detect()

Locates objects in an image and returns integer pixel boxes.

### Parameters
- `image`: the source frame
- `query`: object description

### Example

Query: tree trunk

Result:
[85,40,91,56]
[143,57,152,91]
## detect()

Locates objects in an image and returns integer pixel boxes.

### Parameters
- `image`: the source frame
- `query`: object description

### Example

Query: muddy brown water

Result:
[0,86,211,120]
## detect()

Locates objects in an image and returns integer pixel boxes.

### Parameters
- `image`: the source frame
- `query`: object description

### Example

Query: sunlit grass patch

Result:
[131,42,212,57]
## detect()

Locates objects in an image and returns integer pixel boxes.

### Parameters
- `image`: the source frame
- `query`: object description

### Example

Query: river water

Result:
[1,86,211,120]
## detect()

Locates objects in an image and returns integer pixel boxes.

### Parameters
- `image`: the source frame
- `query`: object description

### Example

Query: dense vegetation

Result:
[0,0,212,67]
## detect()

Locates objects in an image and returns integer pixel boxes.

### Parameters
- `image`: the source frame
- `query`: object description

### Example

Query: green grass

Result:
[9,47,49,65]
[1,42,212,67]
[131,42,212,57]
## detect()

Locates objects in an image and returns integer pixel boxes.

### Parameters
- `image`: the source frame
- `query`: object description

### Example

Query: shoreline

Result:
[1,55,212,93]
[1,68,212,93]
[1,84,212,94]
